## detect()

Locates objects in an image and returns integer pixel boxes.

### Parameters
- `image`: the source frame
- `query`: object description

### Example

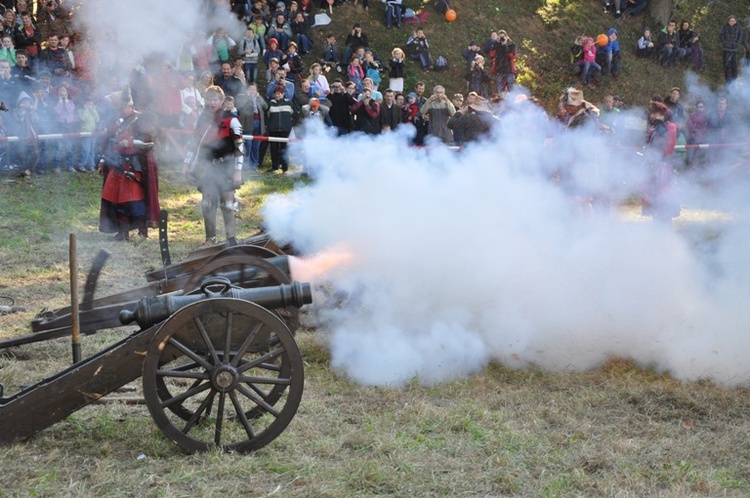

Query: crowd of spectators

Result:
[0,0,748,177]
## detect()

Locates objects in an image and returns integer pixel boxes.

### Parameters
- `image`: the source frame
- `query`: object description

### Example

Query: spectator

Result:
[308,62,330,97]
[322,32,340,70]
[411,80,428,144]
[250,1,271,24]
[483,31,500,60]
[359,77,382,103]
[291,12,313,55]
[265,67,295,101]
[343,23,369,68]
[352,0,370,11]
[347,55,364,92]
[642,101,679,222]
[382,0,404,29]
[268,12,292,51]
[327,79,355,135]
[707,96,734,146]
[462,40,482,71]
[251,15,267,53]
[11,49,33,85]
[281,41,304,86]
[51,84,75,172]
[263,37,284,67]
[76,95,100,172]
[196,70,214,98]
[379,88,402,132]
[581,37,601,86]
[420,84,455,144]
[465,54,491,98]
[657,20,682,67]
[362,51,382,91]
[2,10,16,38]
[447,96,495,143]
[569,35,585,74]
[0,58,18,110]
[636,28,655,58]
[230,56,247,85]
[406,28,432,71]
[663,87,685,132]
[686,100,708,170]
[37,0,71,42]
[388,47,405,92]
[719,15,742,84]
[14,11,40,68]
[7,91,39,174]
[208,28,236,73]
[185,85,243,246]
[214,61,244,98]
[296,77,313,107]
[0,34,15,65]
[266,84,296,173]
[621,0,648,17]
[235,82,267,169]
[678,20,703,71]
[300,97,331,126]
[598,28,620,79]
[601,1,622,17]
[598,94,620,132]
[38,32,72,81]
[58,33,74,71]
[350,87,380,135]
[180,73,204,129]
[491,30,516,93]
[240,26,261,84]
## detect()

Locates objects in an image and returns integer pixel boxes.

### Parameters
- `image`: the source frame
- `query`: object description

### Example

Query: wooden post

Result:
[69,233,81,364]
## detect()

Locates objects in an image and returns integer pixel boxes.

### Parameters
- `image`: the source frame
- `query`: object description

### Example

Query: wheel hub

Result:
[211,364,239,392]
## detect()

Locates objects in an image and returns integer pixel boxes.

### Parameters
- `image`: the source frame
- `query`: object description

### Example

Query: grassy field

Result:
[1,159,750,496]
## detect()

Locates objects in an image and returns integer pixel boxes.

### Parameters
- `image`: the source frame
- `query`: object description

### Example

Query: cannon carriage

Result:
[0,227,314,453]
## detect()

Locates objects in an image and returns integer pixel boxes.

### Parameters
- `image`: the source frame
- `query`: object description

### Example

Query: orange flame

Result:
[288,246,356,282]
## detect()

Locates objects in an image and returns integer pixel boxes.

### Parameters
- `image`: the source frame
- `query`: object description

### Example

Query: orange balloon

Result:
[445,9,457,22]
[596,34,609,47]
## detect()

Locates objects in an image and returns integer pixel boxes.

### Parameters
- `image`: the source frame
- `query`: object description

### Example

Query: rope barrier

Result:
[0,129,746,151]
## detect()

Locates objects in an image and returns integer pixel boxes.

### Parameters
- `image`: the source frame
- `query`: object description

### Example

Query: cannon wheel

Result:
[142,298,304,454]
[159,256,299,423]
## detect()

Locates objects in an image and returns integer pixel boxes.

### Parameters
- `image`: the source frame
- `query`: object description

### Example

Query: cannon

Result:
[0,279,312,454]
[2,244,297,351]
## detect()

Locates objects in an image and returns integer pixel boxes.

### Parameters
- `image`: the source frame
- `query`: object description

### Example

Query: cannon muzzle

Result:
[119,280,312,329]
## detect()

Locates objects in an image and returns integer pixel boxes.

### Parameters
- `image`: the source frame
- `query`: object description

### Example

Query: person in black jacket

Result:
[720,15,743,84]
[327,79,355,135]
[266,85,296,173]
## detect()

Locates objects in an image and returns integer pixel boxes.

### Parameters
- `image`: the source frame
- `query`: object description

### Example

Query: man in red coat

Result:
[98,89,160,241]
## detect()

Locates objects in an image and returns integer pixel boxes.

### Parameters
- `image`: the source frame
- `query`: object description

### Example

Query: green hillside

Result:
[307,0,748,110]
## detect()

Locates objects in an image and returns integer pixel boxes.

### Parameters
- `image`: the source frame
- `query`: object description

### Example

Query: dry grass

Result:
[2,163,750,496]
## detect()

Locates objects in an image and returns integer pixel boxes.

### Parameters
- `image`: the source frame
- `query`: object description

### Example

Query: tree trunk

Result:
[649,0,672,27]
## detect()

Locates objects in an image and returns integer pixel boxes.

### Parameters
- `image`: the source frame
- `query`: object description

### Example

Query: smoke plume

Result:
[264,82,750,388]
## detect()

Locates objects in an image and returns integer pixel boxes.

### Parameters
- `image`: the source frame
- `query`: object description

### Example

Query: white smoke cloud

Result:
[262,83,750,388]
[75,0,243,76]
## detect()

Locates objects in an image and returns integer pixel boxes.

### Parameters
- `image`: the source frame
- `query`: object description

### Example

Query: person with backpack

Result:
[406,28,432,71]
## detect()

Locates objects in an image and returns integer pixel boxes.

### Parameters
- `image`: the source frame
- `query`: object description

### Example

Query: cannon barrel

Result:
[119,281,312,330]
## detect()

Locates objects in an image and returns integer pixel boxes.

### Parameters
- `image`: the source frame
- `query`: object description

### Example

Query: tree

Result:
[650,0,673,27]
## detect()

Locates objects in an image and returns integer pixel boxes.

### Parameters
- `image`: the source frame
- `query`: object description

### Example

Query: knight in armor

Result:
[184,85,244,247]
[97,88,160,241]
